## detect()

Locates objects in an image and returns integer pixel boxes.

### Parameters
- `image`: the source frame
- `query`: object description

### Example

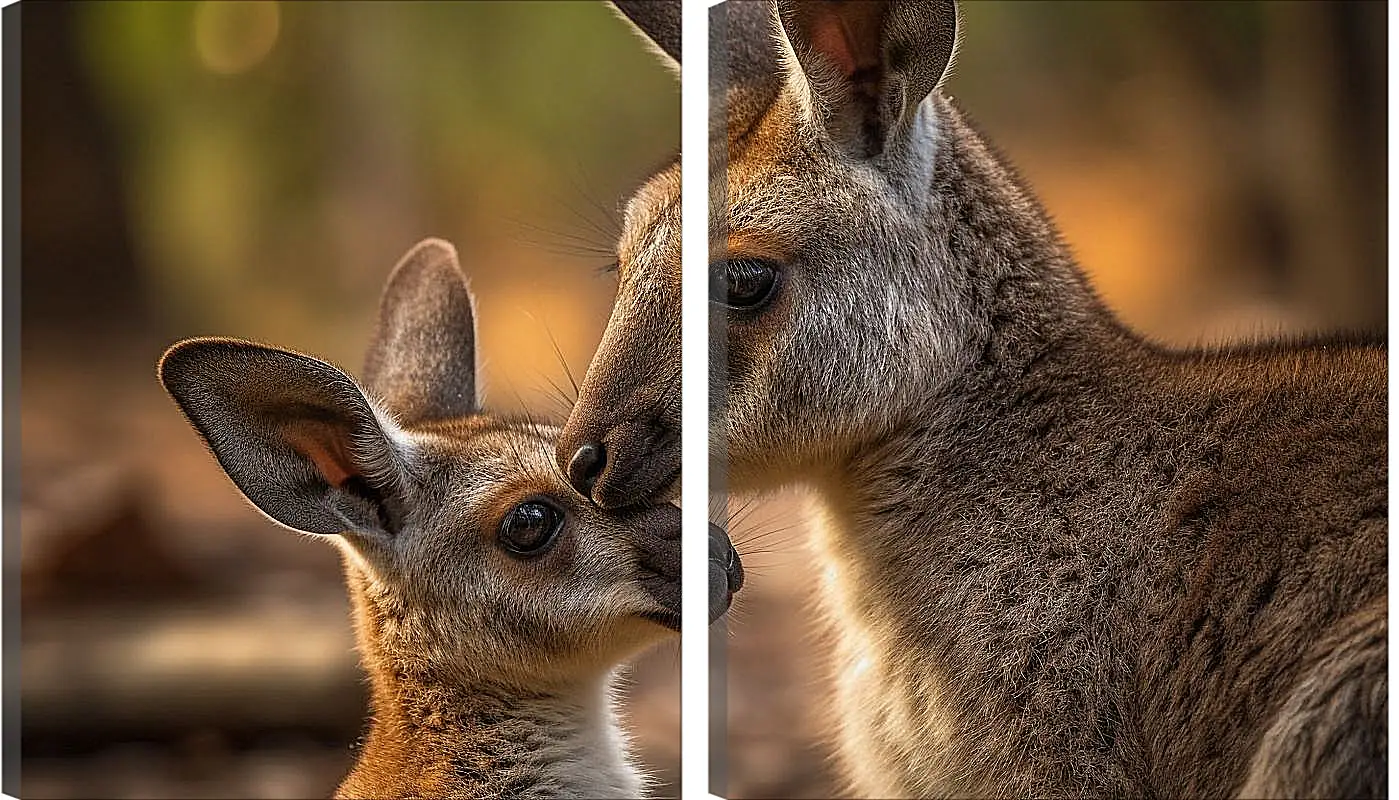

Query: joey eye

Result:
[709,258,780,310]
[498,500,564,557]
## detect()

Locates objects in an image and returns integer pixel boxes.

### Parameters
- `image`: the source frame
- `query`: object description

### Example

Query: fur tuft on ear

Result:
[775,0,958,159]
[159,338,410,538]
[611,0,681,70]
[363,238,480,426]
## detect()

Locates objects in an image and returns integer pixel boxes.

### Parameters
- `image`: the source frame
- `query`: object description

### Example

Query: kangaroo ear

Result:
[363,239,480,426]
[159,339,409,538]
[611,0,681,68]
[775,0,958,159]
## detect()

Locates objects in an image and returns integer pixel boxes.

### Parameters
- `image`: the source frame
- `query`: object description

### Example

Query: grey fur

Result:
[567,1,1388,797]
[158,340,407,538]
[362,238,480,426]
[160,239,691,799]
[555,5,683,509]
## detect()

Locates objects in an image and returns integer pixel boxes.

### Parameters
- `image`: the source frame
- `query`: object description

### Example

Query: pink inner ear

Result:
[801,1,886,79]
[283,422,357,487]
[808,12,859,76]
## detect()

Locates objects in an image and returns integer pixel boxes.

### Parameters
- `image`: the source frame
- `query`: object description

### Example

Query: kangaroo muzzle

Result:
[631,507,744,627]
[633,503,682,630]
[709,522,744,624]
[558,416,680,509]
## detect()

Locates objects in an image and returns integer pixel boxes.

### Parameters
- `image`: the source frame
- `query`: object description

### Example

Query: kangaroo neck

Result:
[801,96,1146,471]
[930,97,1140,388]
[804,98,1148,595]
[337,574,640,799]
[340,669,639,800]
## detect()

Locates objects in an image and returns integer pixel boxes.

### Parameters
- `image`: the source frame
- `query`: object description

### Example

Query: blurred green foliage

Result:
[73,1,677,357]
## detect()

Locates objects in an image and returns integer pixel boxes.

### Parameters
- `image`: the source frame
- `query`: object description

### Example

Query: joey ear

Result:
[610,0,681,69]
[159,339,408,538]
[775,0,958,159]
[363,238,480,426]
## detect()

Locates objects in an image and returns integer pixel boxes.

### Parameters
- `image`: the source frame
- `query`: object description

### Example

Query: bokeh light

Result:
[194,1,280,75]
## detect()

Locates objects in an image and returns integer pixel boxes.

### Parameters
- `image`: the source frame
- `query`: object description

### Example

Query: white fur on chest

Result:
[525,680,646,798]
[805,494,966,798]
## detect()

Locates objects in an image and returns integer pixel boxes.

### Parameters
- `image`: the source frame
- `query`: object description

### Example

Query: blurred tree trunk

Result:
[22,1,150,355]
[1261,0,1386,330]
[1157,0,1385,332]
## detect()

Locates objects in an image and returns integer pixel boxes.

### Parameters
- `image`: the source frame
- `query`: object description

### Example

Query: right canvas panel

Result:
[709,1,1386,797]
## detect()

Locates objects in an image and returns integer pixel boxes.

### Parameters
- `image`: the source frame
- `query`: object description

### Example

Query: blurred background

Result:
[20,2,677,797]
[720,1,1386,798]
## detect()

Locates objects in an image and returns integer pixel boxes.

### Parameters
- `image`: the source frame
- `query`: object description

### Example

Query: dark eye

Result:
[709,258,780,310]
[498,500,564,557]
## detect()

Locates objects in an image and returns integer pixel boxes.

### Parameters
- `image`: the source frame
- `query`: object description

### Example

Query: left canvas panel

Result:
[16,2,682,797]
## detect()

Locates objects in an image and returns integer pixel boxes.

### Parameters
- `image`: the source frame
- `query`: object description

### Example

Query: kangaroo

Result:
[556,0,684,510]
[160,239,737,799]
[562,2,1387,798]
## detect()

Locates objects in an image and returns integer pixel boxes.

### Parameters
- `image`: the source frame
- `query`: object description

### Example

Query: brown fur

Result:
[161,240,686,799]
[564,2,1387,797]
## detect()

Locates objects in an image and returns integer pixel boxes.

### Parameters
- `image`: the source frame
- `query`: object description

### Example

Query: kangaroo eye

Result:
[498,500,564,557]
[710,258,780,310]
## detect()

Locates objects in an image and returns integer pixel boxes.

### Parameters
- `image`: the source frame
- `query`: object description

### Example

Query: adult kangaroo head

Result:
[562,0,965,497]
[557,1,682,510]
[713,0,968,491]
[556,0,746,617]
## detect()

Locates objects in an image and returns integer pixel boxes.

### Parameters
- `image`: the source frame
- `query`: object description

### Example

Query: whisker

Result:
[514,403,576,494]
[500,153,624,273]
[726,497,761,528]
[560,154,623,242]
[535,372,577,414]
[735,523,801,547]
[519,309,582,404]
[733,563,782,578]
[503,217,618,263]
[709,494,731,525]
[559,195,621,253]
[736,543,802,558]
[542,325,581,399]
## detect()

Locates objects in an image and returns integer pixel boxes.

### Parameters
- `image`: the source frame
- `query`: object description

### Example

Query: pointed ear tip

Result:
[607,0,681,67]
[158,339,192,370]
[404,237,460,266]
[157,337,220,387]
[389,237,467,284]
[158,337,305,391]
[157,339,240,409]
[384,237,475,307]
[157,345,184,390]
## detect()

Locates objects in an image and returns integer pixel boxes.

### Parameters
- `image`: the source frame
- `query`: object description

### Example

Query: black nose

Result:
[566,441,607,498]
[709,522,744,623]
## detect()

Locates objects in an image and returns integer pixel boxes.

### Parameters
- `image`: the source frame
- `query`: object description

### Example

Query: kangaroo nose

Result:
[566,441,607,498]
[709,522,743,623]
